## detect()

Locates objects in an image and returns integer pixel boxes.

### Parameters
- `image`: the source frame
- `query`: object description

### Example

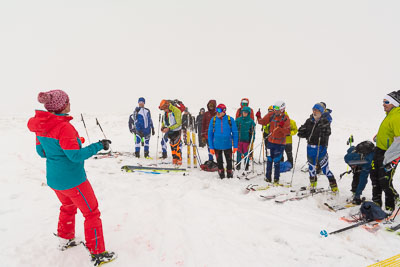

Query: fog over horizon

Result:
[1,0,399,125]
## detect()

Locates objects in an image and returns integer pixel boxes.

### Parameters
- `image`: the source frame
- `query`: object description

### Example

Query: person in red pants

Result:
[27,89,116,266]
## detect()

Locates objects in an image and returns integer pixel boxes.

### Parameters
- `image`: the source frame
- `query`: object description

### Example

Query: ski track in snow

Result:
[1,114,400,267]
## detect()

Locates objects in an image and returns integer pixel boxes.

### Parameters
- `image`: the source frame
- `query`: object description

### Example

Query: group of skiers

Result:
[27,89,400,265]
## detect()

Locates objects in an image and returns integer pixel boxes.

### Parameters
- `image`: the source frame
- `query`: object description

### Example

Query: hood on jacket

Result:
[240,106,252,118]
[28,110,72,135]
[207,100,217,112]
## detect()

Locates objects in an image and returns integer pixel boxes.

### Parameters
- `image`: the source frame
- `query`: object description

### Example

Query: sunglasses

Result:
[216,108,225,113]
[273,105,280,111]
[383,100,390,105]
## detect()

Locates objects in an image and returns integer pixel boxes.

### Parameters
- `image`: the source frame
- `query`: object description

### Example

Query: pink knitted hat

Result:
[37,90,69,113]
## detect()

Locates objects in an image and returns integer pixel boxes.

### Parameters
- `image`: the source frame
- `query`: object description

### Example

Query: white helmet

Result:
[273,100,286,111]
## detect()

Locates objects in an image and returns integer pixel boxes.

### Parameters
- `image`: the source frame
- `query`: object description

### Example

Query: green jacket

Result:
[377,107,400,150]
[162,104,182,131]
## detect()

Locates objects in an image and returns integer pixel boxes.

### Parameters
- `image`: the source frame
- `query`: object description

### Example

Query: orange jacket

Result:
[258,112,290,145]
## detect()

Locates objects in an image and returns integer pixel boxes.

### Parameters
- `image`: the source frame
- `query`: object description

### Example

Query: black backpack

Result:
[354,141,375,155]
[360,201,388,221]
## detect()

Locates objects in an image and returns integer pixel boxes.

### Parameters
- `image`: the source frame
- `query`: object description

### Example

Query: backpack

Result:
[360,201,388,221]
[212,115,232,133]
[169,99,186,112]
[344,140,375,167]
[354,141,375,155]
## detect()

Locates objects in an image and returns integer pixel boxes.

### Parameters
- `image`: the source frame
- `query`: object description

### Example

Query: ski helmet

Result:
[240,98,249,107]
[159,100,170,110]
[273,100,286,111]
[268,105,274,112]
[216,104,226,113]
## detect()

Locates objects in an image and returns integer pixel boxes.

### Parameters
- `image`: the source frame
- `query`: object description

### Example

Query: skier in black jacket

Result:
[297,103,338,193]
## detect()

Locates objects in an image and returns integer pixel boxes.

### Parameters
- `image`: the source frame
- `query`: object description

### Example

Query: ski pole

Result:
[262,135,265,175]
[290,137,301,187]
[327,219,371,235]
[234,139,263,168]
[155,114,162,167]
[96,118,112,152]
[346,135,354,172]
[81,113,92,144]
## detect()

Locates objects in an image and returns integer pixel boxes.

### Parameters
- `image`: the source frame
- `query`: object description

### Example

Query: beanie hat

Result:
[312,103,325,114]
[138,97,145,104]
[38,90,69,113]
[385,91,400,107]
[200,108,205,112]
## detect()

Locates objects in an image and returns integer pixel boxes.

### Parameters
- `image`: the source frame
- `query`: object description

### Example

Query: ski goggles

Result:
[272,105,280,111]
[383,100,390,105]
[216,107,226,113]
[241,100,249,106]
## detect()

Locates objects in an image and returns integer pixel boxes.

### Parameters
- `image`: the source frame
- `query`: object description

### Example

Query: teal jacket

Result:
[28,110,103,190]
[235,107,256,142]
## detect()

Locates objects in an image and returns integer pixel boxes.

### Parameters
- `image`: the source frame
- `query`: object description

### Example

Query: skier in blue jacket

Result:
[128,97,155,158]
[208,104,239,178]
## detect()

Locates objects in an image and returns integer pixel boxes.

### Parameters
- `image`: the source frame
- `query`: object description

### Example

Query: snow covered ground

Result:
[1,111,400,267]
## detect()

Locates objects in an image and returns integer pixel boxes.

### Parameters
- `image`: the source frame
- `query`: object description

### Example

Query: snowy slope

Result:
[1,112,399,267]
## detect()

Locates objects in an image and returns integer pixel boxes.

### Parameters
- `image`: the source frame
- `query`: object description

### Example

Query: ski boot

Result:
[236,163,241,170]
[55,234,79,251]
[273,179,280,186]
[309,176,317,192]
[352,196,362,205]
[144,151,152,159]
[161,152,168,159]
[265,176,272,183]
[329,178,339,194]
[218,169,225,179]
[135,151,140,158]
[245,162,249,171]
[227,169,233,178]
[91,251,117,266]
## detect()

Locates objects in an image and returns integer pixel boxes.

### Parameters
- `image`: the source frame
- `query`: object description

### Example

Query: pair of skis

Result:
[186,115,198,169]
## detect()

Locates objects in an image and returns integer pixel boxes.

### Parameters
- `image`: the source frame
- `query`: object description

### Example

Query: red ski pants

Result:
[53,179,105,254]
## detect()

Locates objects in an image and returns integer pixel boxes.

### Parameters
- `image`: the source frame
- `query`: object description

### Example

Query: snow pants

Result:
[307,145,334,179]
[53,179,105,254]
[266,142,285,181]
[161,133,169,153]
[370,148,399,210]
[168,130,182,161]
[237,141,250,167]
[215,149,233,171]
[135,133,150,153]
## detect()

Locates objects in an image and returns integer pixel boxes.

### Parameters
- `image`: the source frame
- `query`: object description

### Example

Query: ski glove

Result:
[152,128,155,136]
[210,149,215,155]
[232,148,238,153]
[278,120,285,128]
[297,127,307,138]
[100,139,112,150]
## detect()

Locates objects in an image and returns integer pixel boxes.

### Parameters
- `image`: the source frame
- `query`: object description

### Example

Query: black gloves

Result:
[100,139,112,150]
[152,128,155,136]
[297,127,307,138]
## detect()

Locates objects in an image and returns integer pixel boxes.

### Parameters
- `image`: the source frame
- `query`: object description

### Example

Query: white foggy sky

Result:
[0,0,399,123]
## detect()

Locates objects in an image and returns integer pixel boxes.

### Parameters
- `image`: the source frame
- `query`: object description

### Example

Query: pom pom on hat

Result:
[37,89,69,113]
